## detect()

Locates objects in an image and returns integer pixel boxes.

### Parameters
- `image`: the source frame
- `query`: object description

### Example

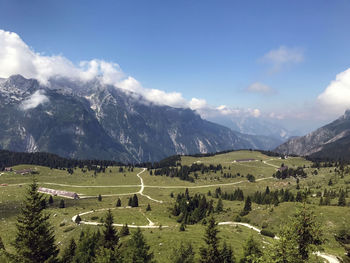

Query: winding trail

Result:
[136,168,163,203]
[219,221,341,263]
[263,159,280,169]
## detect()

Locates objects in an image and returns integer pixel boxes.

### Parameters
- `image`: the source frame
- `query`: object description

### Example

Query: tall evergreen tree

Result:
[132,194,139,207]
[292,203,323,260]
[215,198,223,213]
[59,199,65,208]
[199,217,221,263]
[116,198,121,207]
[120,224,130,237]
[126,227,154,263]
[61,238,77,263]
[102,210,119,250]
[338,190,346,206]
[48,195,54,205]
[13,179,59,263]
[73,230,100,263]
[221,242,235,263]
[0,236,5,251]
[171,243,195,263]
[239,236,262,263]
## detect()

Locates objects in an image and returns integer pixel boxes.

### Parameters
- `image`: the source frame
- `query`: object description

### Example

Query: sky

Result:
[1,0,350,133]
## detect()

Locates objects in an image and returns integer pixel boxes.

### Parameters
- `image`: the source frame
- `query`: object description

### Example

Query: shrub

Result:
[260,229,275,238]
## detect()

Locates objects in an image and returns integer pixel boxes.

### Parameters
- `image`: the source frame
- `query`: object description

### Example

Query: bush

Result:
[260,229,275,238]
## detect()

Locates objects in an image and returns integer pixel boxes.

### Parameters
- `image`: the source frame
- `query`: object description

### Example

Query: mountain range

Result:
[275,109,350,159]
[0,75,282,162]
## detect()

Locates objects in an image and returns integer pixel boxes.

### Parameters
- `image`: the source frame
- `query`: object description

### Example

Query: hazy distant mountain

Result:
[275,110,350,159]
[0,75,280,162]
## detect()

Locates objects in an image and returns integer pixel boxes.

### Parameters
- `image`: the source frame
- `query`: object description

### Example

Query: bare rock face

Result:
[275,110,350,159]
[0,75,277,162]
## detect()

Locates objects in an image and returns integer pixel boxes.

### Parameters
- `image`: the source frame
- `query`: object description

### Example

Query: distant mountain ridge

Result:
[275,110,350,159]
[0,75,280,162]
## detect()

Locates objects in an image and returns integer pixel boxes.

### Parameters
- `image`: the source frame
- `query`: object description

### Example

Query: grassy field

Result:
[0,150,349,262]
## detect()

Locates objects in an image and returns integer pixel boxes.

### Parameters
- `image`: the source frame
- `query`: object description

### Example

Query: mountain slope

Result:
[275,110,350,159]
[0,75,277,162]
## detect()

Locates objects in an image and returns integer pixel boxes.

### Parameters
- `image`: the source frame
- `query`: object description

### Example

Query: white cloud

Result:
[20,90,49,110]
[317,68,350,115]
[245,82,275,94]
[261,46,304,72]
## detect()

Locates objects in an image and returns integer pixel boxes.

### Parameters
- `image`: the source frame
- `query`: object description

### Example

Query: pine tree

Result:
[221,242,235,263]
[240,236,262,263]
[48,195,54,205]
[13,179,59,263]
[215,198,223,213]
[128,197,133,207]
[95,247,121,263]
[40,198,47,210]
[120,224,130,237]
[241,196,252,216]
[0,236,5,251]
[171,243,195,263]
[116,198,121,207]
[338,190,346,206]
[102,210,119,250]
[59,199,65,208]
[127,227,154,263]
[73,230,100,263]
[199,217,221,263]
[61,238,76,263]
[75,214,82,224]
[146,203,151,211]
[292,203,323,260]
[179,223,186,232]
[98,194,102,202]
[132,194,139,207]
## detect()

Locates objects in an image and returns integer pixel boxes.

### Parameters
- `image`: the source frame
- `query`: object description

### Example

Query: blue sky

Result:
[1,0,350,132]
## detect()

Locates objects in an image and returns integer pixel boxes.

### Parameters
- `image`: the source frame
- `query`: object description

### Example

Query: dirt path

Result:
[262,159,280,168]
[219,221,341,263]
[72,207,166,229]
[137,168,163,203]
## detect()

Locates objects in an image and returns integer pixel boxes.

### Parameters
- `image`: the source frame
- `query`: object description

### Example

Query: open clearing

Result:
[0,150,348,262]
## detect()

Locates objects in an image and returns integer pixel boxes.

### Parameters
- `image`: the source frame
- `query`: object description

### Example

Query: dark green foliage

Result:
[40,198,47,210]
[102,210,119,250]
[61,238,76,263]
[246,174,255,182]
[221,242,235,263]
[338,190,347,206]
[179,223,186,232]
[215,198,223,213]
[335,228,350,257]
[73,230,101,263]
[213,187,244,201]
[59,199,65,208]
[128,197,133,207]
[240,236,262,263]
[98,194,102,202]
[273,167,307,179]
[293,203,324,260]
[241,196,252,216]
[13,180,59,263]
[295,191,303,202]
[75,214,82,224]
[116,198,121,207]
[131,194,139,207]
[146,203,151,211]
[171,243,195,263]
[199,217,221,263]
[126,227,154,263]
[172,191,212,224]
[48,195,54,204]
[120,224,130,237]
[260,229,275,238]
[0,236,4,251]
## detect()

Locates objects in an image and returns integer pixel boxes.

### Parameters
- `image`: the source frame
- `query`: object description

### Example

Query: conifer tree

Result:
[75,214,82,224]
[59,199,65,208]
[199,217,221,263]
[128,197,133,207]
[120,224,130,237]
[240,236,262,263]
[116,198,121,207]
[338,190,346,206]
[13,179,59,263]
[98,194,102,202]
[171,243,195,263]
[48,195,54,205]
[146,203,151,211]
[221,242,235,263]
[73,230,100,263]
[292,203,323,260]
[61,238,77,263]
[95,247,121,263]
[102,210,119,250]
[0,236,5,251]
[126,227,154,263]
[215,198,223,213]
[132,194,139,207]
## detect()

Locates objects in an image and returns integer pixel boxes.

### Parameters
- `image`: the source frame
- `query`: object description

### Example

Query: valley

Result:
[0,150,349,262]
